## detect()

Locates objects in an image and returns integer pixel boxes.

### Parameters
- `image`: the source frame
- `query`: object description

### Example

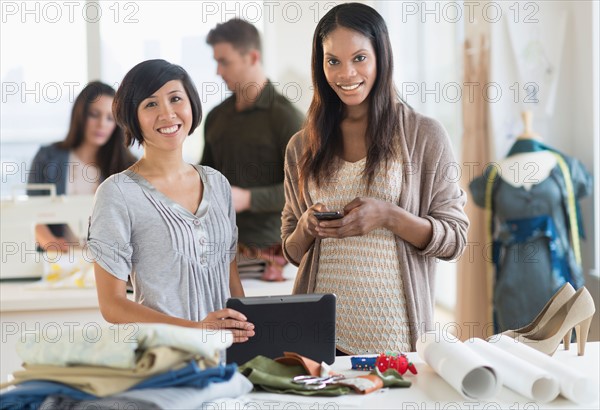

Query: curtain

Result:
[456,31,494,340]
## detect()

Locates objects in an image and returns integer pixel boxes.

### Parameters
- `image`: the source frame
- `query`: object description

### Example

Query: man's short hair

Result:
[206,18,262,54]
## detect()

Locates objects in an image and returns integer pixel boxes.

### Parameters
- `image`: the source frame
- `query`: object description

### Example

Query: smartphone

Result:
[314,211,344,220]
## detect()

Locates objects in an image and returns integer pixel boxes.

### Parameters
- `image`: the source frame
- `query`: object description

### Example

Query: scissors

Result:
[292,374,346,390]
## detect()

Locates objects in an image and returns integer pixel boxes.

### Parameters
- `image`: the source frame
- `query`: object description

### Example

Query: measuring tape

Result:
[484,154,581,266]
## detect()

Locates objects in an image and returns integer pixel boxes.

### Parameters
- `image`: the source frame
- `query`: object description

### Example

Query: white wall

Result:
[594,0,600,283]
[564,0,600,341]
[553,3,598,339]
[593,0,600,342]
[261,2,320,114]
[262,1,372,113]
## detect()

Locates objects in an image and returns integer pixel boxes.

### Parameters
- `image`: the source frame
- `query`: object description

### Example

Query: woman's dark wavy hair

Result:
[113,59,202,146]
[300,2,401,191]
[57,81,135,179]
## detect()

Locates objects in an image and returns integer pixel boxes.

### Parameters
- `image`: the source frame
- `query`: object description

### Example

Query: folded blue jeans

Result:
[0,363,236,410]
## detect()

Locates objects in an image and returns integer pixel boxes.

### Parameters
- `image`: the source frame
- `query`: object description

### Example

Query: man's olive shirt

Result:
[201,81,305,249]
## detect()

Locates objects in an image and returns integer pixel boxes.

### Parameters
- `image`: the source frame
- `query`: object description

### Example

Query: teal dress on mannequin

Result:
[470,139,592,332]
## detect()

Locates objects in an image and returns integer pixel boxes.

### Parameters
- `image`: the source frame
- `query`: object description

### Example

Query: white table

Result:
[242,342,599,409]
[3,269,595,409]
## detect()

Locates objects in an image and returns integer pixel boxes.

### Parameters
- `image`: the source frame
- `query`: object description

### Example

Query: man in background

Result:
[202,19,304,281]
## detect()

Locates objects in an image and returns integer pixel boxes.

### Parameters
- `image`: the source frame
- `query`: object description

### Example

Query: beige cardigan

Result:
[281,103,469,351]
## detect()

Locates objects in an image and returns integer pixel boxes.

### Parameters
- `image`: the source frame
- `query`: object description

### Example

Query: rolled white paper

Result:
[491,335,598,404]
[416,331,501,400]
[465,338,560,403]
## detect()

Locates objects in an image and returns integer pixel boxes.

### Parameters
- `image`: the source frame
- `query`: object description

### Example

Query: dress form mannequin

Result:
[469,110,592,333]
[498,111,557,191]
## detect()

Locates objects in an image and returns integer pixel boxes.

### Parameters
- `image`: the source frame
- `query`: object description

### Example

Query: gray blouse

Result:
[88,165,237,322]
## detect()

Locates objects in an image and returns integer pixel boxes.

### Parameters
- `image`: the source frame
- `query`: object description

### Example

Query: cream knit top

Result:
[309,157,411,354]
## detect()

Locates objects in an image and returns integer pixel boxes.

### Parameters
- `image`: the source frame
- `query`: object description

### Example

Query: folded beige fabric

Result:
[2,346,213,396]
[17,323,232,369]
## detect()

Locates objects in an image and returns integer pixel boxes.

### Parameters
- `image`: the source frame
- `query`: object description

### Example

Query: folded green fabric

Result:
[371,368,412,388]
[238,356,351,396]
[239,356,411,396]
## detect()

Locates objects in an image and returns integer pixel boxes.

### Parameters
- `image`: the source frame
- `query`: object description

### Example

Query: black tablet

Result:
[225,293,336,365]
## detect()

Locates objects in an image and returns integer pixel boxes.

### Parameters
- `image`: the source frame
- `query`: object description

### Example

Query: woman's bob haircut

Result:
[113,59,202,146]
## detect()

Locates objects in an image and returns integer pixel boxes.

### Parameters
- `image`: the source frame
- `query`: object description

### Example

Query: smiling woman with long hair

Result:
[28,81,136,251]
[281,3,469,354]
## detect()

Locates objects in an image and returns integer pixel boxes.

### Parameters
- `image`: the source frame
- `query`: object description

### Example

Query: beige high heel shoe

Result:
[515,287,596,356]
[500,283,576,341]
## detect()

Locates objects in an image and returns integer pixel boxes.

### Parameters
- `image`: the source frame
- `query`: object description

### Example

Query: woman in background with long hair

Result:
[28,81,136,251]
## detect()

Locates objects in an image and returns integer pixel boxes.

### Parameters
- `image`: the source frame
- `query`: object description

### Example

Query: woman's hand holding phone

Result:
[313,211,344,220]
[315,197,389,239]
[301,203,331,239]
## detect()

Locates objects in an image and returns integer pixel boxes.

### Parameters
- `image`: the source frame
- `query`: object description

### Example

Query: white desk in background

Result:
[0,265,296,383]
[243,342,600,410]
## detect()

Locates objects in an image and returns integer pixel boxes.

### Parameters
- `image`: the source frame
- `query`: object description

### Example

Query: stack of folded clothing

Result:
[0,323,252,409]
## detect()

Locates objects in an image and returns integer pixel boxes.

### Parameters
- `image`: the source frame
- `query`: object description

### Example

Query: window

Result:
[1,4,87,197]
[1,5,87,142]
[98,1,264,163]
[1,1,265,196]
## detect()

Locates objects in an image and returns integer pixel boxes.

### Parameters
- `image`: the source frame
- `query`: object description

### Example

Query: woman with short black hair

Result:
[89,59,254,342]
